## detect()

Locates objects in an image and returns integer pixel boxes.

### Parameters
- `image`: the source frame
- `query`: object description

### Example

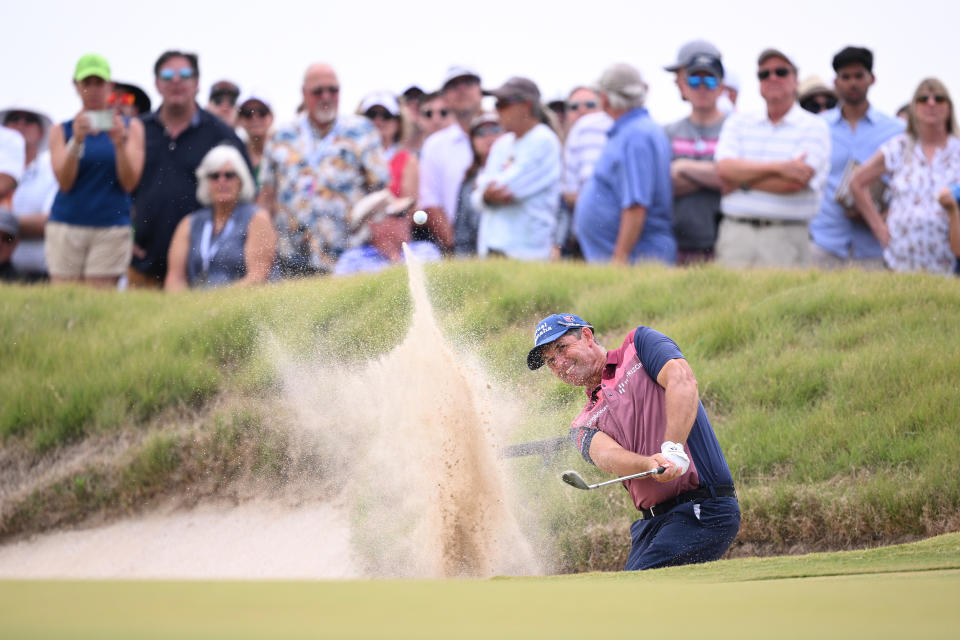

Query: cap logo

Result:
[534,322,551,341]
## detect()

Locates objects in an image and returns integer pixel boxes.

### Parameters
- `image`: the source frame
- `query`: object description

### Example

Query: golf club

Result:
[561,466,666,490]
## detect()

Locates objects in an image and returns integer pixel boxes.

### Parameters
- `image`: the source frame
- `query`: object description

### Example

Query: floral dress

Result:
[880,133,960,274]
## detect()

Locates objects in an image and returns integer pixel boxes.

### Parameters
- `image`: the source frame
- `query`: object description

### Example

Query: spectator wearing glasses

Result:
[165,145,276,290]
[574,63,676,265]
[665,53,728,265]
[259,62,388,275]
[471,77,561,260]
[2,105,57,280]
[236,94,274,185]
[47,53,145,288]
[809,46,904,271]
[417,91,453,140]
[206,80,241,127]
[797,76,838,115]
[131,50,249,288]
[360,91,418,202]
[714,48,830,268]
[850,78,960,274]
[417,65,484,252]
[564,86,602,134]
[560,97,614,259]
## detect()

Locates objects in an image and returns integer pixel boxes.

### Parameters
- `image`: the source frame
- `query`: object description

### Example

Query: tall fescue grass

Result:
[2,261,958,568]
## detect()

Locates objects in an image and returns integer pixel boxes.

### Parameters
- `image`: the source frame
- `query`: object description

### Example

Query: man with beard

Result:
[259,63,389,275]
[808,46,904,269]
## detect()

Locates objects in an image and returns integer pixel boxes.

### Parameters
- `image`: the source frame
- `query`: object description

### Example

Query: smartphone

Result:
[86,110,114,131]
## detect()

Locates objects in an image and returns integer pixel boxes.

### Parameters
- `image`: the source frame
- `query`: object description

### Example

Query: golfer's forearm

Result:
[589,433,653,476]
[663,382,699,445]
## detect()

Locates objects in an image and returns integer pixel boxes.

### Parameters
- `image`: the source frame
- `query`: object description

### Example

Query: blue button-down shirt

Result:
[574,107,675,264]
[809,105,904,259]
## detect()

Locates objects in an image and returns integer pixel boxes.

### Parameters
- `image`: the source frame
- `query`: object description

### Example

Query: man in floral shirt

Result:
[259,63,389,275]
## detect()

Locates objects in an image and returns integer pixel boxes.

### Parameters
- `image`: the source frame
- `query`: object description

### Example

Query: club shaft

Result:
[589,467,665,489]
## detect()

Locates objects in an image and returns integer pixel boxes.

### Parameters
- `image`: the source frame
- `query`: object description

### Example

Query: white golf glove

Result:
[661,441,690,474]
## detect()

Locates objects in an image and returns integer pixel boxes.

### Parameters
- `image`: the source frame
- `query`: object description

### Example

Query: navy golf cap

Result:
[527,313,593,370]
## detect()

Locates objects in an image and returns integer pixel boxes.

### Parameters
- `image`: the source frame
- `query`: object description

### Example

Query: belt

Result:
[640,484,737,519]
[728,216,805,227]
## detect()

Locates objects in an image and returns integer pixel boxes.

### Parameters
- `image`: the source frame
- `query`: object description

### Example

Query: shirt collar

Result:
[824,103,881,126]
[608,106,649,137]
[585,349,621,400]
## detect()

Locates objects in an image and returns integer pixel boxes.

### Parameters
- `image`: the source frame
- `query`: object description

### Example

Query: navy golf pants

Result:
[624,496,741,571]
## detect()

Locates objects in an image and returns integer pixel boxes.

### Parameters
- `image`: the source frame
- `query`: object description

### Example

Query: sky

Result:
[6,0,959,127]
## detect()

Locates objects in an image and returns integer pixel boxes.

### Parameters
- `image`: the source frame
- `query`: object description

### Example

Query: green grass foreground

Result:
[2,534,959,639]
[2,261,959,566]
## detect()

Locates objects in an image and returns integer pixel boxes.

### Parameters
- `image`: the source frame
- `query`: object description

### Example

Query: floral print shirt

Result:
[261,114,388,271]
[880,133,960,274]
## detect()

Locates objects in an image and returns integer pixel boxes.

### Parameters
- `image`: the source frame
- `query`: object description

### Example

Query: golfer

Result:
[528,314,740,570]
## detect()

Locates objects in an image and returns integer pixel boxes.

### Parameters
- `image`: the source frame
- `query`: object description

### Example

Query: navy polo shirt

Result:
[132,106,250,279]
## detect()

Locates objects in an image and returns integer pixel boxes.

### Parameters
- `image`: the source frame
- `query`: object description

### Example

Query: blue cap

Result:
[527,313,593,370]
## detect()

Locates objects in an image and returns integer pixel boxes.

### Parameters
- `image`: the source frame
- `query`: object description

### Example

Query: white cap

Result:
[359,91,400,116]
[237,91,272,113]
[441,65,481,90]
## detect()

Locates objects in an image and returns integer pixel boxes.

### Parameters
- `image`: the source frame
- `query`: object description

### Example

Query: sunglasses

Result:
[916,94,948,105]
[211,92,238,106]
[472,123,502,137]
[207,171,238,181]
[421,108,448,119]
[108,92,136,107]
[159,68,196,81]
[365,109,395,121]
[239,106,270,118]
[309,86,340,97]
[3,111,41,126]
[800,95,838,114]
[686,75,719,90]
[567,100,598,111]
[757,67,791,81]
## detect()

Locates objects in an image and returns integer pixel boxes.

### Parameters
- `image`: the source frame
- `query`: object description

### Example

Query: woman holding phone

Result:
[47,53,144,287]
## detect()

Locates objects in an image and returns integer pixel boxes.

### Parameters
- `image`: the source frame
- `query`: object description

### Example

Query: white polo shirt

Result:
[715,103,830,221]
[417,122,472,222]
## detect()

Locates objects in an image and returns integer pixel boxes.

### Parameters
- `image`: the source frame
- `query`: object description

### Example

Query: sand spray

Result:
[283,246,542,577]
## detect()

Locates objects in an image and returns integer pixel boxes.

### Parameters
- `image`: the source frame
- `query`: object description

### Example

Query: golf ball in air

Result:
[413,210,428,225]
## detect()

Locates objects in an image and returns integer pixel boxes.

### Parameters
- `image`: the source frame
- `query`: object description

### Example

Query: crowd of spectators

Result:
[2,42,960,290]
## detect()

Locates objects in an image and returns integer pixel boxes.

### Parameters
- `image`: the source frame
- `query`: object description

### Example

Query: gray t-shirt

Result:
[664,116,725,251]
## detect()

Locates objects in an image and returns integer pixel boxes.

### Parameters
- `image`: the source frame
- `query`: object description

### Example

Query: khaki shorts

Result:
[715,217,810,269]
[45,221,132,278]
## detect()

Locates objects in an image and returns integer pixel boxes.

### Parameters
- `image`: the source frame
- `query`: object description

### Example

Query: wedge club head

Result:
[561,466,666,490]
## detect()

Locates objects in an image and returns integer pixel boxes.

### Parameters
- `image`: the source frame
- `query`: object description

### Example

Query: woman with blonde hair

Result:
[165,145,276,290]
[851,77,960,273]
